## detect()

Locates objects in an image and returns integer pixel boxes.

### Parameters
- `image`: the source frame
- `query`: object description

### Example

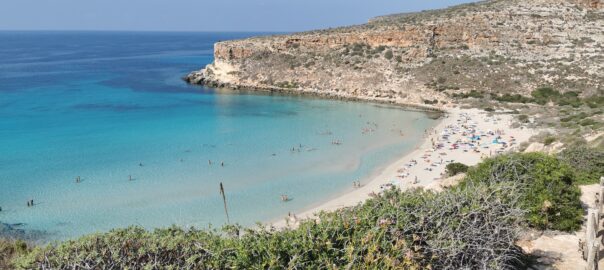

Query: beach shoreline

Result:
[271,106,536,228]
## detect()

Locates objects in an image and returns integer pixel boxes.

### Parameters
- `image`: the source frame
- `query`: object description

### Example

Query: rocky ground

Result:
[187,0,603,109]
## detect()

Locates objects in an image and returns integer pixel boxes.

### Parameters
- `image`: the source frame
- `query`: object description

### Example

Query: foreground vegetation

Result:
[0,239,29,269]
[558,144,604,185]
[462,152,582,231]
[3,146,602,269]
[12,185,527,269]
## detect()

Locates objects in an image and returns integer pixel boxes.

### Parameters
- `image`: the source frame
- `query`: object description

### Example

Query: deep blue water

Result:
[0,31,437,242]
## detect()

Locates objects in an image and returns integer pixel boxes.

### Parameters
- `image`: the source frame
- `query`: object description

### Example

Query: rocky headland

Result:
[185,0,603,109]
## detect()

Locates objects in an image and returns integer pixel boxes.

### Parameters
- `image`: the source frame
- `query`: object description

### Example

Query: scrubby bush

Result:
[0,240,29,269]
[558,144,604,185]
[452,90,484,99]
[586,96,604,108]
[384,50,394,60]
[531,87,559,105]
[461,152,583,231]
[275,81,299,89]
[494,93,532,103]
[446,162,469,176]
[543,136,556,146]
[557,91,582,107]
[579,118,598,126]
[14,185,527,269]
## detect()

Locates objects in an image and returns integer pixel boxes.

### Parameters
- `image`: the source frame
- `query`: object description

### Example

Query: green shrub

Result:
[452,90,484,99]
[351,43,365,52]
[558,144,604,185]
[494,93,532,103]
[586,96,604,108]
[531,87,560,105]
[384,50,393,60]
[275,81,299,89]
[445,162,469,176]
[557,91,582,107]
[461,153,583,231]
[14,186,527,269]
[579,118,598,126]
[543,136,556,146]
[0,240,29,269]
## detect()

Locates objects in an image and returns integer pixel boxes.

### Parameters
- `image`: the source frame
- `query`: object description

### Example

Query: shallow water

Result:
[0,31,438,242]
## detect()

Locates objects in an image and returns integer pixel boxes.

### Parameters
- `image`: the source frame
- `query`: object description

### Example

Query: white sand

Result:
[271,107,536,228]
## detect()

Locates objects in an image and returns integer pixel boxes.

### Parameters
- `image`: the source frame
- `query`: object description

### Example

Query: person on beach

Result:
[221,161,224,167]
[208,160,212,165]
[129,175,132,181]
[76,176,81,183]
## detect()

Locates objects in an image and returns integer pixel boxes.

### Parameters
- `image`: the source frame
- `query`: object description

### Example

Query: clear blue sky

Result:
[0,0,478,32]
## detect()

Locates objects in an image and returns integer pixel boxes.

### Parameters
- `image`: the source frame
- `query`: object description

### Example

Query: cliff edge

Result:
[186,0,603,107]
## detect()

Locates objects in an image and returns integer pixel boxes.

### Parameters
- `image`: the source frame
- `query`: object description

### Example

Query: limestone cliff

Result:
[186,0,603,107]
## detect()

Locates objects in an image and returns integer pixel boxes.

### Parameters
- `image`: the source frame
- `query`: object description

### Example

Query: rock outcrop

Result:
[186,0,603,107]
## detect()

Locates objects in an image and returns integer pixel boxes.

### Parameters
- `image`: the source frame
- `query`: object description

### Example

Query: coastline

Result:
[270,106,536,228]
[185,72,446,114]
[185,73,537,229]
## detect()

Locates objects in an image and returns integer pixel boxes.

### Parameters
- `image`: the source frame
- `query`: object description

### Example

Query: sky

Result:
[0,0,478,32]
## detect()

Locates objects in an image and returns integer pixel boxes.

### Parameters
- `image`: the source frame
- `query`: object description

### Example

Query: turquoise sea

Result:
[0,31,438,242]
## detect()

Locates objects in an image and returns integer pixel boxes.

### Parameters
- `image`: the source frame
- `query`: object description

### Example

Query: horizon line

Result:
[0,29,291,34]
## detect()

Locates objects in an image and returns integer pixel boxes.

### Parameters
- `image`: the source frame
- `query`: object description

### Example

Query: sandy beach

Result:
[273,106,537,228]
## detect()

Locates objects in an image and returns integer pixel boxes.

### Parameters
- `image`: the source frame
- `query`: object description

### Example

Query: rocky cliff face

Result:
[186,0,603,107]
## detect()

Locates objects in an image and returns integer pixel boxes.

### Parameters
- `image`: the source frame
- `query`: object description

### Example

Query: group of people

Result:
[394,112,516,187]
[208,160,225,167]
